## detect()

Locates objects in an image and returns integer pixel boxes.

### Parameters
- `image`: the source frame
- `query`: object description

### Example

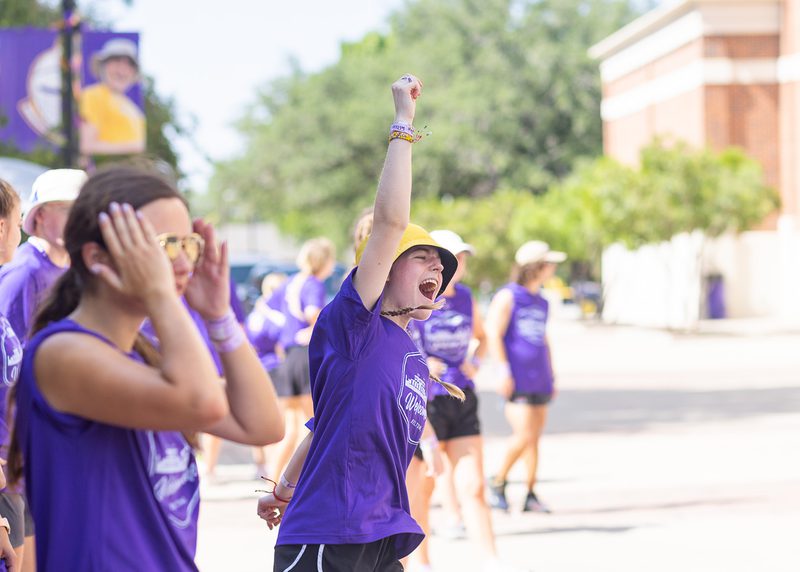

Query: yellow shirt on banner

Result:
[79,83,145,145]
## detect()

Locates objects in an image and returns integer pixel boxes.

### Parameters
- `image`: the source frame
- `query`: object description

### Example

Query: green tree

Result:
[410,141,779,289]
[209,0,640,246]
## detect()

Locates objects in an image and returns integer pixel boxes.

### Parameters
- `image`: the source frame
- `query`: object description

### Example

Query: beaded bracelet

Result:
[389,130,415,143]
[205,309,246,353]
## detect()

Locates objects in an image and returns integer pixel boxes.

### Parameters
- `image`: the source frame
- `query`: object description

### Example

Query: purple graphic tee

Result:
[0,315,22,460]
[15,319,199,570]
[502,283,554,394]
[410,283,474,397]
[245,301,285,372]
[278,274,325,349]
[0,241,66,343]
[276,270,427,559]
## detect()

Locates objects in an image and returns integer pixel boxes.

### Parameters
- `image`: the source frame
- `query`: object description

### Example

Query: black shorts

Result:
[509,391,552,406]
[274,538,403,572]
[427,386,481,441]
[0,492,35,548]
[275,345,312,398]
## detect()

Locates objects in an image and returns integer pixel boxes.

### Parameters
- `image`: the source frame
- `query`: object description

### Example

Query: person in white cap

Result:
[485,240,566,514]
[405,230,531,572]
[0,169,86,344]
[79,37,145,156]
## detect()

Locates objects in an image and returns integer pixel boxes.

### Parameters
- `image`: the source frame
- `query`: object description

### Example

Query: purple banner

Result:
[0,28,144,155]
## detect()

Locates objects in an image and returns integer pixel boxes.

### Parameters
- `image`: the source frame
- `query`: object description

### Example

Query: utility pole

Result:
[61,0,77,167]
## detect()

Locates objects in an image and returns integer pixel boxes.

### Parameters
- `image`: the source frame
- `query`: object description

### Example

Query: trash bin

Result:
[705,273,726,319]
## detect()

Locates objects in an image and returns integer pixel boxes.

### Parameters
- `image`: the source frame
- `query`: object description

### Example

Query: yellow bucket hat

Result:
[355,223,459,297]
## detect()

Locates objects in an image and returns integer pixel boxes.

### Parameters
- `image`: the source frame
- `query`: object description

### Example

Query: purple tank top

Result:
[15,319,200,571]
[503,283,554,394]
[245,300,285,372]
[410,283,474,396]
[278,274,326,349]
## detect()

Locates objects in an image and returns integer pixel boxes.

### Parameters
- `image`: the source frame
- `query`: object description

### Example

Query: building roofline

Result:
[589,0,779,60]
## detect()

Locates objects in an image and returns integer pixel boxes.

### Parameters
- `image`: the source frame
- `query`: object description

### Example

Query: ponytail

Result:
[30,267,83,337]
[429,374,466,401]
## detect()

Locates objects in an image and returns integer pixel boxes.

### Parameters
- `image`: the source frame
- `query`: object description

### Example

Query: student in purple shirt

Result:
[0,169,86,345]
[257,74,464,571]
[271,238,335,485]
[5,165,284,571]
[0,179,22,572]
[486,240,566,514]
[406,231,529,572]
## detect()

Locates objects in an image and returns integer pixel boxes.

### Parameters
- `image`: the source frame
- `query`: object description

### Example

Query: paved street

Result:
[196,318,800,571]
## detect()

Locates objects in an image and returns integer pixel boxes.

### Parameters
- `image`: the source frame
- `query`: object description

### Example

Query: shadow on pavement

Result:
[479,387,800,436]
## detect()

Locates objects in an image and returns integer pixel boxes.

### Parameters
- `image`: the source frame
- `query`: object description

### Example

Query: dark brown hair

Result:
[7,164,187,484]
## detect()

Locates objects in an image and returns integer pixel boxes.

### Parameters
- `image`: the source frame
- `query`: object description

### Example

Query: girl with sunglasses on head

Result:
[6,165,284,571]
[257,74,464,572]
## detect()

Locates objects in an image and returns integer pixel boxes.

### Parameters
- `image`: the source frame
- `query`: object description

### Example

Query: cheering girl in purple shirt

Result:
[486,240,566,515]
[6,165,284,571]
[257,75,464,571]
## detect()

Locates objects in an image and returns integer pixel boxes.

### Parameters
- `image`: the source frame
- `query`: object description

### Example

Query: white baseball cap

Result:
[430,230,475,256]
[23,169,87,235]
[515,240,567,266]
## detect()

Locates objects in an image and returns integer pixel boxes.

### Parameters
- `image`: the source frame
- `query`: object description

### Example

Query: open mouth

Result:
[419,278,438,301]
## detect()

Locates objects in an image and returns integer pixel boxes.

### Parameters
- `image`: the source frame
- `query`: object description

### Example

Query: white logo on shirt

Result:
[397,352,428,444]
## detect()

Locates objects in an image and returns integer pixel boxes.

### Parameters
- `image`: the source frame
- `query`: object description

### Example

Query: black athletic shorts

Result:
[274,538,403,572]
[509,391,552,406]
[275,345,312,398]
[0,492,35,548]
[427,386,481,441]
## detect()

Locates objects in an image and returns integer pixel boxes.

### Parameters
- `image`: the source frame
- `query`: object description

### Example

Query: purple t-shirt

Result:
[0,241,66,344]
[0,314,23,461]
[503,283,554,394]
[278,274,326,349]
[276,270,427,559]
[245,300,285,372]
[15,319,200,571]
[410,283,474,397]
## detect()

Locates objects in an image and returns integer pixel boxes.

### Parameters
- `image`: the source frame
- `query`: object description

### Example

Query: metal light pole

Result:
[60,0,77,167]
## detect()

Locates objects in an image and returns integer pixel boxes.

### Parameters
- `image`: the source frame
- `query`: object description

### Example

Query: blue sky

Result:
[83,0,405,190]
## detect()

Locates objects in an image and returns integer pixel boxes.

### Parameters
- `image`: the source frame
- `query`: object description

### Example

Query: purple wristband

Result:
[205,309,246,353]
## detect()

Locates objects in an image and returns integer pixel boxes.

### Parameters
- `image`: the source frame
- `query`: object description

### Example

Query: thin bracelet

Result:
[280,474,297,489]
[273,489,292,504]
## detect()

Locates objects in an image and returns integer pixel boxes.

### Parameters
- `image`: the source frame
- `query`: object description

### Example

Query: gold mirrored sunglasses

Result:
[156,233,205,264]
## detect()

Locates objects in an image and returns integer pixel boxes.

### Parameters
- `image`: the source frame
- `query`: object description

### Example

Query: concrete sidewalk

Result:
[196,319,800,571]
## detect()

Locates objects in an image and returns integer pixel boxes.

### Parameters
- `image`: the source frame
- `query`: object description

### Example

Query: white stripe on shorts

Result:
[282,544,307,572]
[317,544,326,571]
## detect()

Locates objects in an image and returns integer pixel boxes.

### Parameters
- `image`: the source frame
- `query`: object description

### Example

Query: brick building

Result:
[590,0,800,327]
